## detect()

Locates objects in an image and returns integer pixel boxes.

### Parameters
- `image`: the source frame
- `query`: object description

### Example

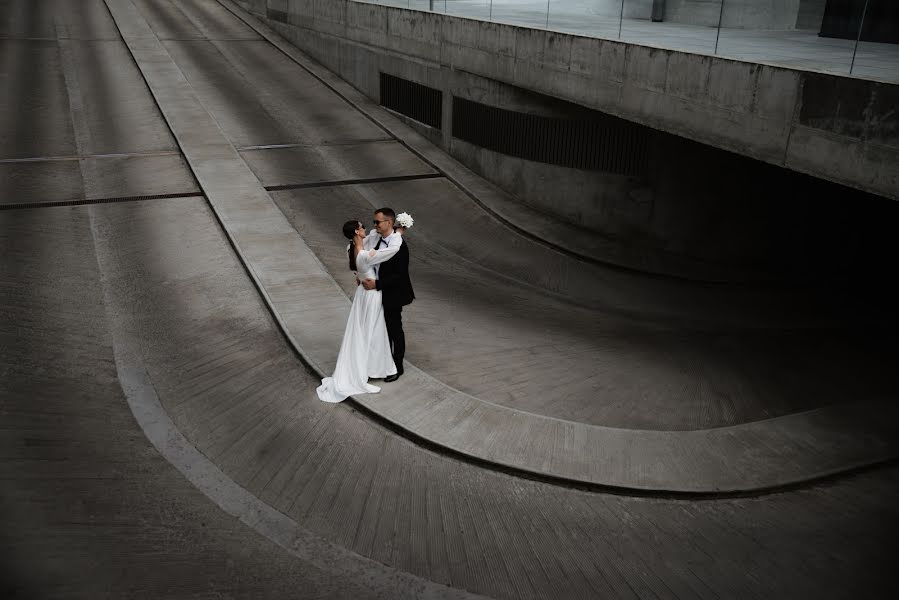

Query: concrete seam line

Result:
[0,192,205,211]
[264,172,444,191]
[0,150,183,163]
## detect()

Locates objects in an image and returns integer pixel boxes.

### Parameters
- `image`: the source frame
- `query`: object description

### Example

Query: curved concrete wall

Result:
[236,0,897,203]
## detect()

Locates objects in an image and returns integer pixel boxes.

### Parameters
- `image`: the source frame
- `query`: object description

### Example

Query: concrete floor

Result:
[2,0,898,597]
[368,0,899,82]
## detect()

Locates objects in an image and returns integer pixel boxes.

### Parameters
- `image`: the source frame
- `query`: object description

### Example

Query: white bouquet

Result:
[395,212,414,229]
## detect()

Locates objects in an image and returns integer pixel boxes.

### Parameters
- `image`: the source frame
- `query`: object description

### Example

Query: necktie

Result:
[374,237,386,277]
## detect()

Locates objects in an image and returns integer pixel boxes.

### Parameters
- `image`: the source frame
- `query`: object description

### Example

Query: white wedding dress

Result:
[316,235,401,403]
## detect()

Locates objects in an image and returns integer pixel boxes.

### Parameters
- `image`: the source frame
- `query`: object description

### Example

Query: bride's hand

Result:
[395,226,406,235]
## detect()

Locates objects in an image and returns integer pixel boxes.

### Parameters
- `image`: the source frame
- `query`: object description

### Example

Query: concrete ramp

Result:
[104,0,899,493]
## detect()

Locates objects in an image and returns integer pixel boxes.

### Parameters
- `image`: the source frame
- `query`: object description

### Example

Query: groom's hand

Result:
[361,278,376,290]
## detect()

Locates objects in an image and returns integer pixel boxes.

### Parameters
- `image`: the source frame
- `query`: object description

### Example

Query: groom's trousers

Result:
[384,307,405,373]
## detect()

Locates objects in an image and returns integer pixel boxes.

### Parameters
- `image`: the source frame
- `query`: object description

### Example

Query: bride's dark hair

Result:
[342,220,361,271]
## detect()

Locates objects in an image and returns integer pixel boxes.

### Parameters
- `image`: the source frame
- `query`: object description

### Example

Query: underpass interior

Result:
[2,0,897,598]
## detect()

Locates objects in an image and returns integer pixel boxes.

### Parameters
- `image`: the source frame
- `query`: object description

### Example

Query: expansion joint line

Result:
[264,172,443,192]
[0,192,204,211]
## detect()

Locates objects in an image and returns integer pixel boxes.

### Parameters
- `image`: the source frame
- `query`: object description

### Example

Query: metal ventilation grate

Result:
[452,97,649,176]
[379,73,442,130]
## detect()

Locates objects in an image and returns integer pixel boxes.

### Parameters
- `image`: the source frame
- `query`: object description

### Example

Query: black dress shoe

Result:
[384,371,402,382]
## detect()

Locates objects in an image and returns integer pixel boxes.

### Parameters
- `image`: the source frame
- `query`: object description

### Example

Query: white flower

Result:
[395,212,414,229]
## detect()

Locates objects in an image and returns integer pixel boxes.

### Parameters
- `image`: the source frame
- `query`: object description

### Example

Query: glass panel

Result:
[715,0,864,76]
[364,0,410,8]
[849,1,899,81]
[442,0,491,20]
[488,0,551,30]
[547,0,623,39]
[409,0,438,11]
[354,0,898,84]
[619,0,720,54]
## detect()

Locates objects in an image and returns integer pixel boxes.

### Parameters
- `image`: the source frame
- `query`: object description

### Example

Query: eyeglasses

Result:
[373,219,389,225]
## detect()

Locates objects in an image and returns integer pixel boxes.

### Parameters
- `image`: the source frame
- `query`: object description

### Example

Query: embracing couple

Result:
[316,207,415,403]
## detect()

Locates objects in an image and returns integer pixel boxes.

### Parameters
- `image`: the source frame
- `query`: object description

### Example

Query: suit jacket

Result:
[376,239,415,309]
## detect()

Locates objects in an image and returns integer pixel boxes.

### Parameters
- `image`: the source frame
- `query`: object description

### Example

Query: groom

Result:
[362,207,414,382]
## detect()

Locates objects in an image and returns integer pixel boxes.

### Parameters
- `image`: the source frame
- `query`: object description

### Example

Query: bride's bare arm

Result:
[363,235,403,267]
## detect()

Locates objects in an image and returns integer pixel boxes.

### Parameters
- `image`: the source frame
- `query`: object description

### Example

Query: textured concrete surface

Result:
[2,1,898,597]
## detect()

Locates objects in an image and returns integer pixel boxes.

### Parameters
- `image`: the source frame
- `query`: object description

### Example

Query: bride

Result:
[316,220,404,403]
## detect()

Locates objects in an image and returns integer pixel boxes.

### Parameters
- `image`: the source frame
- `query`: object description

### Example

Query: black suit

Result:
[375,237,414,372]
